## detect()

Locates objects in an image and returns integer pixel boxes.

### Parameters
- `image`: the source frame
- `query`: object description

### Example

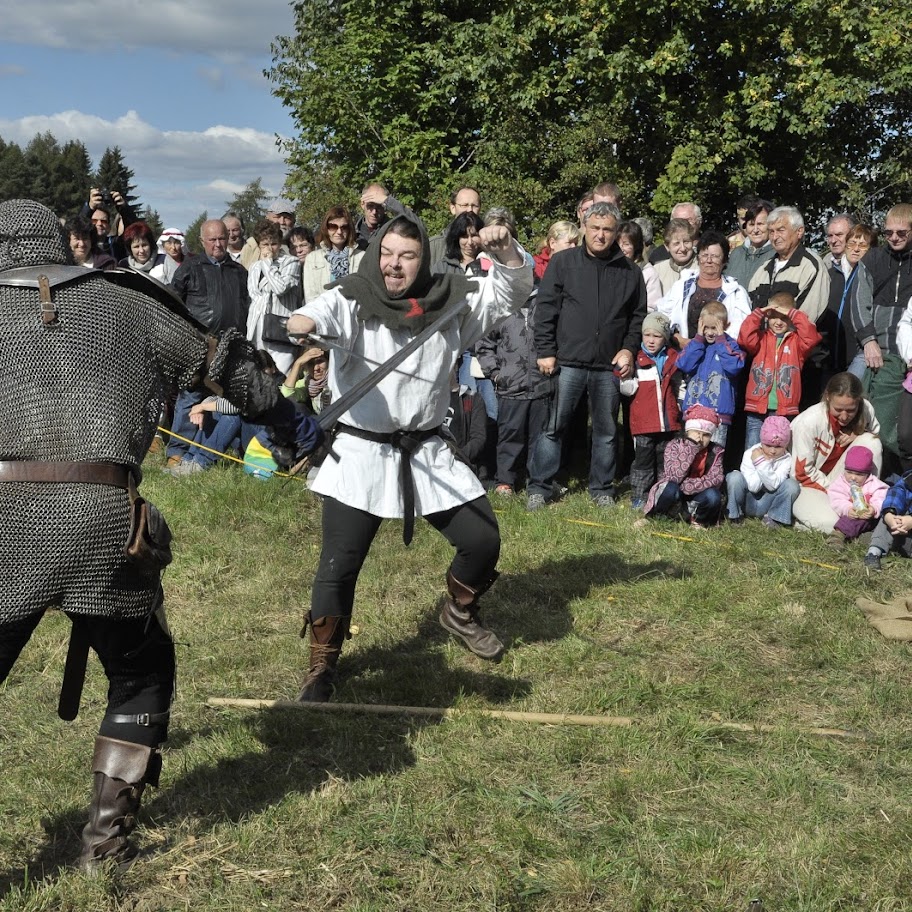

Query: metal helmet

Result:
[0,198,70,272]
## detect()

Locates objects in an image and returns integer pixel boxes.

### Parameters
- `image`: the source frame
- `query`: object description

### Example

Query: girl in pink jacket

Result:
[826,445,889,549]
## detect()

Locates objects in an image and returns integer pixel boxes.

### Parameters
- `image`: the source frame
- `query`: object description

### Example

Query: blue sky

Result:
[0,0,298,230]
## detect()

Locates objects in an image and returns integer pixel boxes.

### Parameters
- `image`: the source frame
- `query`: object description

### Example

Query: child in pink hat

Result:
[726,414,799,528]
[826,445,888,549]
[643,404,725,528]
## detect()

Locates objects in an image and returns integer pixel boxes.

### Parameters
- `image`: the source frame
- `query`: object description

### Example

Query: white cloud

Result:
[206,179,250,197]
[5,0,295,57]
[0,64,26,77]
[0,109,290,230]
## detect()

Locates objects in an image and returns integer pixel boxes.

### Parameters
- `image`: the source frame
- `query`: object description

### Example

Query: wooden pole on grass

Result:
[206,697,863,739]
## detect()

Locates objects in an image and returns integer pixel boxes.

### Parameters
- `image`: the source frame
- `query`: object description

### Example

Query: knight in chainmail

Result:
[0,199,322,873]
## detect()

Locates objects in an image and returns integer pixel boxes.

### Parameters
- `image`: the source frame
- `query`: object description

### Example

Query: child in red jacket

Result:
[619,312,681,508]
[738,291,822,447]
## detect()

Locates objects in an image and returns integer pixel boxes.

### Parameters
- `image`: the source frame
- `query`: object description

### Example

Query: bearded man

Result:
[286,213,532,701]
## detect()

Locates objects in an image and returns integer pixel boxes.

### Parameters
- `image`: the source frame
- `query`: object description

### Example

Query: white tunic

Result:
[297,252,533,517]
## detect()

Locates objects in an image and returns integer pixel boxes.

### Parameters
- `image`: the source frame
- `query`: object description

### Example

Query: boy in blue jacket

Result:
[864,472,912,570]
[676,301,745,447]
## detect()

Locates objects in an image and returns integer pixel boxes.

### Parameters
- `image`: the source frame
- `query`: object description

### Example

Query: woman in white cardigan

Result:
[791,372,882,533]
[302,205,364,303]
[657,230,751,346]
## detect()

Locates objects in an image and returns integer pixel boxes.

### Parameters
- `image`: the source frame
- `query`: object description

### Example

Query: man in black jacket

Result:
[166,219,251,469]
[527,202,647,509]
[853,203,912,468]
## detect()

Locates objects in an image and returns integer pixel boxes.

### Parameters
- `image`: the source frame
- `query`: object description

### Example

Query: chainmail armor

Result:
[208,329,283,417]
[0,199,208,623]
[0,198,71,269]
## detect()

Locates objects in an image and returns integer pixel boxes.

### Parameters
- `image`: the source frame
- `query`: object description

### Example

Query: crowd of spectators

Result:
[62,182,912,571]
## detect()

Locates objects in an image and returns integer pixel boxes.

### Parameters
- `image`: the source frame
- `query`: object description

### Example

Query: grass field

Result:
[2,456,912,911]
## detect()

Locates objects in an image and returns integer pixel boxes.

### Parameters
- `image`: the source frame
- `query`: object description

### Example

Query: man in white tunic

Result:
[287,214,532,701]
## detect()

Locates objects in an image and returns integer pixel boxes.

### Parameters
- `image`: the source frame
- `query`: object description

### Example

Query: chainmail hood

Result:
[0,198,71,272]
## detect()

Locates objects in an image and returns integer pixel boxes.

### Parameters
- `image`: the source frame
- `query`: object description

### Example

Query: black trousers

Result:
[496,397,550,488]
[0,608,175,747]
[311,495,501,621]
[630,432,674,500]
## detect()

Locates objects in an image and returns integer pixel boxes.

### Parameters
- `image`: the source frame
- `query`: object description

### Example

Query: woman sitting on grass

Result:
[790,372,882,533]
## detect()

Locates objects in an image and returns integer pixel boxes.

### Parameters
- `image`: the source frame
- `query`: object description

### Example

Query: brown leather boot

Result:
[79,736,161,874]
[297,614,351,702]
[438,570,504,660]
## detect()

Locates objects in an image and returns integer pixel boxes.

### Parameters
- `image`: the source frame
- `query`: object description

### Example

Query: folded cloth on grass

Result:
[856,594,912,640]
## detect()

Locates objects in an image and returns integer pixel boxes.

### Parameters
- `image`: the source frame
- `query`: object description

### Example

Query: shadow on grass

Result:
[337,549,687,706]
[0,552,686,896]
[0,806,88,899]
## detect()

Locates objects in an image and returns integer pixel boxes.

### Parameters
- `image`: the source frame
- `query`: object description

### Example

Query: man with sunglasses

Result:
[850,204,912,471]
[854,205,912,373]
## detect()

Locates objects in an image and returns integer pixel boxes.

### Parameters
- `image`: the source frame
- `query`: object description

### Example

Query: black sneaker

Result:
[864,551,882,571]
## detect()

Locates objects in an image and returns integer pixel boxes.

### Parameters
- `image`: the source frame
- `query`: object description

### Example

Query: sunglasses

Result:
[883,229,910,239]
[328,222,349,232]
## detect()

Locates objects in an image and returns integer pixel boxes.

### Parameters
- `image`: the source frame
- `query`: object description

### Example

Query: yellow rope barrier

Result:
[156,425,306,481]
[565,518,844,570]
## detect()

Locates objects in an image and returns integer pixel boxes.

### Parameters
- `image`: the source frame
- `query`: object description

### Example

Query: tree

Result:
[94,146,141,213]
[57,140,94,217]
[141,206,164,239]
[0,139,28,204]
[0,133,145,220]
[19,133,91,217]
[269,0,912,238]
[224,178,270,233]
[21,133,59,206]
[284,161,357,232]
[185,211,208,255]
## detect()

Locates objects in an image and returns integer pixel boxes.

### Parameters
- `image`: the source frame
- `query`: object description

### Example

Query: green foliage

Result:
[285,161,358,232]
[0,140,28,205]
[56,140,94,217]
[93,145,141,213]
[185,210,208,255]
[141,205,164,239]
[0,133,149,223]
[224,177,269,233]
[2,133,94,217]
[269,0,912,237]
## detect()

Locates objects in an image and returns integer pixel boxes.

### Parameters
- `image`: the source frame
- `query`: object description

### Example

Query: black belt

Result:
[107,711,170,727]
[336,423,441,545]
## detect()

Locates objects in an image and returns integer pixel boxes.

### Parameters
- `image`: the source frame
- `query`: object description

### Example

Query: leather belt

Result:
[336,423,440,546]
[106,711,171,727]
[0,460,132,488]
